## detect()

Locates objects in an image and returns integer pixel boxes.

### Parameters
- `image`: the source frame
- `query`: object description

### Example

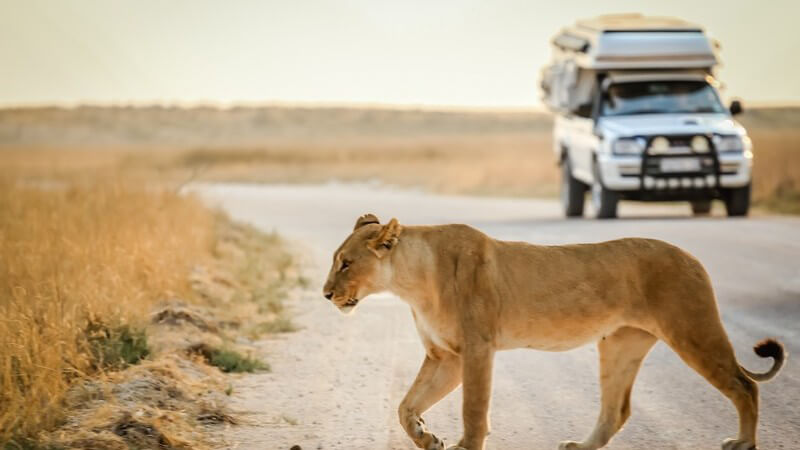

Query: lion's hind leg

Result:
[559,327,657,450]
[661,323,759,450]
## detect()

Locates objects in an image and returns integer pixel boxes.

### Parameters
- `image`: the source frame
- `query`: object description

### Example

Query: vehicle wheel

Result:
[561,158,586,217]
[591,162,618,219]
[691,200,712,215]
[724,184,751,217]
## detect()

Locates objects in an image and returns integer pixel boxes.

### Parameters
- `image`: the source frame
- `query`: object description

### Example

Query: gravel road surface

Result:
[193,183,800,450]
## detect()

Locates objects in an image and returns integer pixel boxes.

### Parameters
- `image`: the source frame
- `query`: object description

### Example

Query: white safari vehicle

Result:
[541,14,753,218]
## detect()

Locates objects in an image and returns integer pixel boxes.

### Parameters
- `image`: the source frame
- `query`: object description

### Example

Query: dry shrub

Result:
[43,355,232,450]
[0,180,214,442]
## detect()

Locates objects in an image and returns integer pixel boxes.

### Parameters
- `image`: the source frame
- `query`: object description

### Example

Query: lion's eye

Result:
[339,261,350,272]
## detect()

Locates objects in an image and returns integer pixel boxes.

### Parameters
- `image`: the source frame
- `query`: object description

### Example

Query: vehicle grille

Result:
[639,134,722,190]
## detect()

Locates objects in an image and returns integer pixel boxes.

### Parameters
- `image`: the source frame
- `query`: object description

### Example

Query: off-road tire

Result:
[724,184,751,217]
[591,162,619,219]
[561,158,587,217]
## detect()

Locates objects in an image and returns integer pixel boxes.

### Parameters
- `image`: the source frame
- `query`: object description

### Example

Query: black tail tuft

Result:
[742,338,785,382]
[754,338,783,360]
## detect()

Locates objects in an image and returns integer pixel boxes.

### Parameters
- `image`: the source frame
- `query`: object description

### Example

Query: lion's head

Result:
[322,213,402,314]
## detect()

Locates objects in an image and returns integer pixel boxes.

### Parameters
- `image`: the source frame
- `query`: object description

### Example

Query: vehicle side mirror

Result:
[573,102,593,118]
[729,99,743,116]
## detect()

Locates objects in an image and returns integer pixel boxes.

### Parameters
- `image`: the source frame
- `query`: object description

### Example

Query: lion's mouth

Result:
[343,298,359,307]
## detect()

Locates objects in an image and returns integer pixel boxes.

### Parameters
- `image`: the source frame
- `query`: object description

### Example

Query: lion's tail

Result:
[740,338,786,382]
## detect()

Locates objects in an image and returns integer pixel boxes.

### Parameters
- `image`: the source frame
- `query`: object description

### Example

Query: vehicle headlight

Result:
[691,135,710,153]
[648,136,671,154]
[713,135,744,153]
[612,137,646,155]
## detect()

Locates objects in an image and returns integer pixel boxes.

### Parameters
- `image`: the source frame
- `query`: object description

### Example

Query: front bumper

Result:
[598,150,752,199]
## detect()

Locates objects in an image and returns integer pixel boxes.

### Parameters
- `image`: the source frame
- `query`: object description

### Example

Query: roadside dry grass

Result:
[748,130,800,214]
[0,181,212,442]
[0,178,303,448]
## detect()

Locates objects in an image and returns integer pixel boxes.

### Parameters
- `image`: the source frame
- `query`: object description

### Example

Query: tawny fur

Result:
[323,214,785,450]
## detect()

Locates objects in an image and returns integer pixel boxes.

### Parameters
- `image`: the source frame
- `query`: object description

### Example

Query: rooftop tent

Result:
[541,14,721,112]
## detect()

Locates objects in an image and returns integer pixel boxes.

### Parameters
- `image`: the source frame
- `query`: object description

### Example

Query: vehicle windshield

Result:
[601,80,727,116]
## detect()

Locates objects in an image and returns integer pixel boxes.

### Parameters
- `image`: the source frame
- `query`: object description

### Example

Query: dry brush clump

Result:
[44,354,233,450]
[0,181,216,444]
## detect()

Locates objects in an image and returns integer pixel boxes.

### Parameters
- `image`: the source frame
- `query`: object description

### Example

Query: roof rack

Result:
[549,13,718,69]
[541,14,721,112]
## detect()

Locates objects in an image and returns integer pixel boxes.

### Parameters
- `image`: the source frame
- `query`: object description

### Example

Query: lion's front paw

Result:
[559,440,593,450]
[445,446,467,450]
[409,416,444,450]
[722,438,756,450]
[416,431,444,450]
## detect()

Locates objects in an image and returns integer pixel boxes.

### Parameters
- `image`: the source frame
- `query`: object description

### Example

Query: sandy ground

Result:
[193,183,800,450]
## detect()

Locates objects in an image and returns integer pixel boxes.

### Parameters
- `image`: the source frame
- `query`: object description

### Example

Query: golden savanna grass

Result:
[0,180,214,442]
[0,106,797,211]
[748,130,800,214]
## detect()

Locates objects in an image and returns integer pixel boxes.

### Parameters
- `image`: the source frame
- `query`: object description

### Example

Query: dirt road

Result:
[194,183,800,450]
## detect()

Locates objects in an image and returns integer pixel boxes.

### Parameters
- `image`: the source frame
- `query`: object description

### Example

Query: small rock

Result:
[290,446,302,450]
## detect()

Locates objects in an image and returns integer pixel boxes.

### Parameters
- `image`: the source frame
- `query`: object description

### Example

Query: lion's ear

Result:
[354,213,380,231]
[368,218,401,257]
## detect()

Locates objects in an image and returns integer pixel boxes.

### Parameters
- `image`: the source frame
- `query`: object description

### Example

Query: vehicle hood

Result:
[598,113,746,137]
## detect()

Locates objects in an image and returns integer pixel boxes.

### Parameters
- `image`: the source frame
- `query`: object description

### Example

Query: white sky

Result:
[1,0,799,108]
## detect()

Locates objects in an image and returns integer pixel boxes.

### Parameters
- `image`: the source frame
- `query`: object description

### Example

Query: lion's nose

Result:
[324,291,334,300]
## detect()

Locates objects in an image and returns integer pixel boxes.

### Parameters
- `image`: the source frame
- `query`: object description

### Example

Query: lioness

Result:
[323,214,785,450]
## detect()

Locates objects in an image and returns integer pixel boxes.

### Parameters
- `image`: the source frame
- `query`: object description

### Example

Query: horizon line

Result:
[0,99,547,113]
[1,99,799,112]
